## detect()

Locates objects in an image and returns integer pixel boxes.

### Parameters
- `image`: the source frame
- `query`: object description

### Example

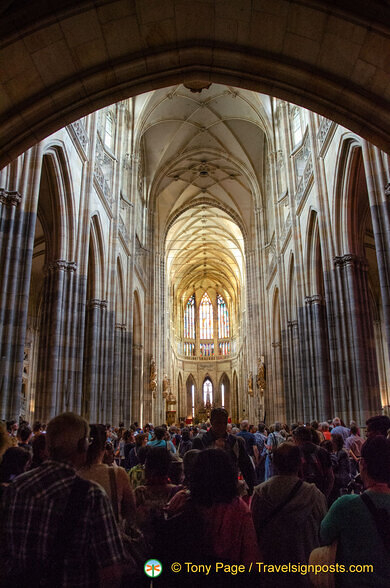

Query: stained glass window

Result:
[184,342,195,357]
[184,294,195,339]
[203,379,213,404]
[200,343,214,356]
[217,294,230,339]
[199,292,213,339]
[218,342,230,356]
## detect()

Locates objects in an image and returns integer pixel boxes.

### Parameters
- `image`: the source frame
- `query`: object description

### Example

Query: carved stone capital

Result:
[334,254,367,270]
[115,323,126,331]
[0,188,22,206]
[287,320,298,328]
[272,341,281,348]
[305,294,323,305]
[46,259,77,273]
[88,298,108,309]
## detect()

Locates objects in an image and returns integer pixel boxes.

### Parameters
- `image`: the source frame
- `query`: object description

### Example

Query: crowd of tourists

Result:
[0,410,389,587]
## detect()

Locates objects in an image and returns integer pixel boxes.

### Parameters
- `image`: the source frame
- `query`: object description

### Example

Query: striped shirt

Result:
[1,460,126,587]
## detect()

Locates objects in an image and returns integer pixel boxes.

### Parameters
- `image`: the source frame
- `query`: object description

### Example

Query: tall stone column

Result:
[34,260,77,422]
[82,299,107,422]
[0,186,39,419]
[362,142,390,365]
[286,319,302,423]
[113,323,126,425]
[333,254,381,421]
[305,295,332,420]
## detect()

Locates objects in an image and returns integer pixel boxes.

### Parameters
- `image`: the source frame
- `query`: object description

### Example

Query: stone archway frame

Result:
[1,1,390,166]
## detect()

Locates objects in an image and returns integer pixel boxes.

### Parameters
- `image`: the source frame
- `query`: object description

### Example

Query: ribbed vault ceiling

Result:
[137,83,270,300]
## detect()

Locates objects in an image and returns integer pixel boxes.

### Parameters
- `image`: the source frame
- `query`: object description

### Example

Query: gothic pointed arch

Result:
[218,372,230,413]
[186,373,196,421]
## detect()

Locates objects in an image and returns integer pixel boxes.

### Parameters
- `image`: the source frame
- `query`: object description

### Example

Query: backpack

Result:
[266,432,284,459]
[301,446,325,491]
[129,464,145,489]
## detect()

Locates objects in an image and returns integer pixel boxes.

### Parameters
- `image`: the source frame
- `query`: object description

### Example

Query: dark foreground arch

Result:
[1,0,390,167]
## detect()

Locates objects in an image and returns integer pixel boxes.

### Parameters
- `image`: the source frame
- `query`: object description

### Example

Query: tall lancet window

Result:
[184,294,195,339]
[217,294,230,339]
[199,292,213,340]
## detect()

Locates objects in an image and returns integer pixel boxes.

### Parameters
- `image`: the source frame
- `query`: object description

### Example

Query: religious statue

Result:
[257,356,266,395]
[149,357,157,398]
[162,373,170,399]
[167,391,177,405]
[248,372,254,396]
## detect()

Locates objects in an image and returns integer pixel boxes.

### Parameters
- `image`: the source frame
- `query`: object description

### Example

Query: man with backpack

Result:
[293,425,334,498]
[264,422,285,480]
[192,408,255,495]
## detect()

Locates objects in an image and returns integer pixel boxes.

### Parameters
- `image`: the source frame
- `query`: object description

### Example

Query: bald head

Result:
[46,412,89,463]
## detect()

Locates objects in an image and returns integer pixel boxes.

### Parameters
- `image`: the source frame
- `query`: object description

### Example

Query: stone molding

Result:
[88,298,108,309]
[0,188,21,206]
[45,259,77,273]
[334,254,367,270]
[305,294,324,305]
[385,183,390,198]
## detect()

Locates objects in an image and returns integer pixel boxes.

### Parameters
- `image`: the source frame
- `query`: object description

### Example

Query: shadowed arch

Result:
[1,2,390,167]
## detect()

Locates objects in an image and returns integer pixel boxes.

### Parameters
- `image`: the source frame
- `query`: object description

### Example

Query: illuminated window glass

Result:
[217,294,229,338]
[200,343,214,357]
[184,294,195,339]
[104,112,114,150]
[184,342,195,357]
[203,379,213,404]
[291,108,302,146]
[199,292,213,339]
[218,342,230,356]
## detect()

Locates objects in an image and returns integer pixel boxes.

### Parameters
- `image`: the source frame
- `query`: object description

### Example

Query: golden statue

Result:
[248,372,254,396]
[149,357,157,398]
[257,356,266,393]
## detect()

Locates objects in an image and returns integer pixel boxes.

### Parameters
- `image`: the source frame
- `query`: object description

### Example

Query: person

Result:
[264,422,285,480]
[147,426,176,453]
[319,422,331,440]
[192,408,255,495]
[29,432,48,469]
[177,427,192,457]
[123,429,136,466]
[366,415,390,439]
[126,432,147,469]
[329,433,351,504]
[252,443,327,587]
[79,424,136,528]
[311,420,325,443]
[254,422,267,484]
[0,446,31,487]
[165,449,200,517]
[129,445,148,490]
[320,436,390,587]
[156,448,259,588]
[345,425,364,476]
[0,412,127,587]
[293,425,334,498]
[6,420,18,446]
[237,420,259,463]
[0,422,11,459]
[134,447,180,547]
[331,417,350,442]
[17,424,32,451]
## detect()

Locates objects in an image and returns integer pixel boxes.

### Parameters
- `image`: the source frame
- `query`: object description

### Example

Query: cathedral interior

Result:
[1,1,390,428]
